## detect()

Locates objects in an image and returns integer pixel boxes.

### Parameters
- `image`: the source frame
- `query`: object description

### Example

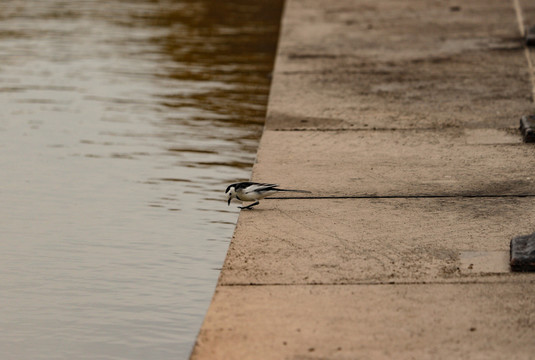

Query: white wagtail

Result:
[225,182,311,209]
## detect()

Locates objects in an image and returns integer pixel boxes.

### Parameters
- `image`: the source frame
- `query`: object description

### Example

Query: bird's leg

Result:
[239,201,260,210]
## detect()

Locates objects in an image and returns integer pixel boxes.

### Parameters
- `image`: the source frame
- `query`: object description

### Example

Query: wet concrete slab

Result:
[252,129,535,197]
[191,0,535,358]
[220,198,535,285]
[267,0,532,130]
[191,283,535,360]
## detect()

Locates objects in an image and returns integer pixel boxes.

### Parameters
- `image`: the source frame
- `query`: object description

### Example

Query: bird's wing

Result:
[244,183,279,194]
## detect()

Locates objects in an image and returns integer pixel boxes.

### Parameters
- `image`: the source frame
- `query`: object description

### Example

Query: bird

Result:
[225,182,311,209]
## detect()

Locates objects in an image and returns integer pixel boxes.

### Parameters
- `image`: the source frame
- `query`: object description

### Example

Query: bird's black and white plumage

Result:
[225,182,311,209]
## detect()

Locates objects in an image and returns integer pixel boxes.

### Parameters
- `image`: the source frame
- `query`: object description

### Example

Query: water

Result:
[0,1,282,359]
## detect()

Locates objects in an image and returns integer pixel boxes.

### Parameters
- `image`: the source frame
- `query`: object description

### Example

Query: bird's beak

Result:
[227,197,231,206]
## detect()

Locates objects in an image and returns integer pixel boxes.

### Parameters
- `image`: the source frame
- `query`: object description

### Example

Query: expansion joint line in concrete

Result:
[271,127,522,132]
[220,278,535,287]
[269,194,535,200]
[272,128,442,132]
[512,0,535,102]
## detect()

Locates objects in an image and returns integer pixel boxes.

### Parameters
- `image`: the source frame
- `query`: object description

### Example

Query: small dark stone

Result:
[510,233,535,271]
[526,26,535,47]
[519,115,535,143]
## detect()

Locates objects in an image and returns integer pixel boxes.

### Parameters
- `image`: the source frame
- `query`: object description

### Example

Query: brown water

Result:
[0,1,282,358]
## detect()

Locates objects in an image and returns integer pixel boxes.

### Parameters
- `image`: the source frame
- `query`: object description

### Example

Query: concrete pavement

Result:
[191,0,535,358]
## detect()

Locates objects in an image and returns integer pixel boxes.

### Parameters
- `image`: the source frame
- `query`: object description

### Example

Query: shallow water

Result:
[0,1,282,358]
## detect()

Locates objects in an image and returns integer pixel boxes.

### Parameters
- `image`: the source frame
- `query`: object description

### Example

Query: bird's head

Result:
[225,185,236,206]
